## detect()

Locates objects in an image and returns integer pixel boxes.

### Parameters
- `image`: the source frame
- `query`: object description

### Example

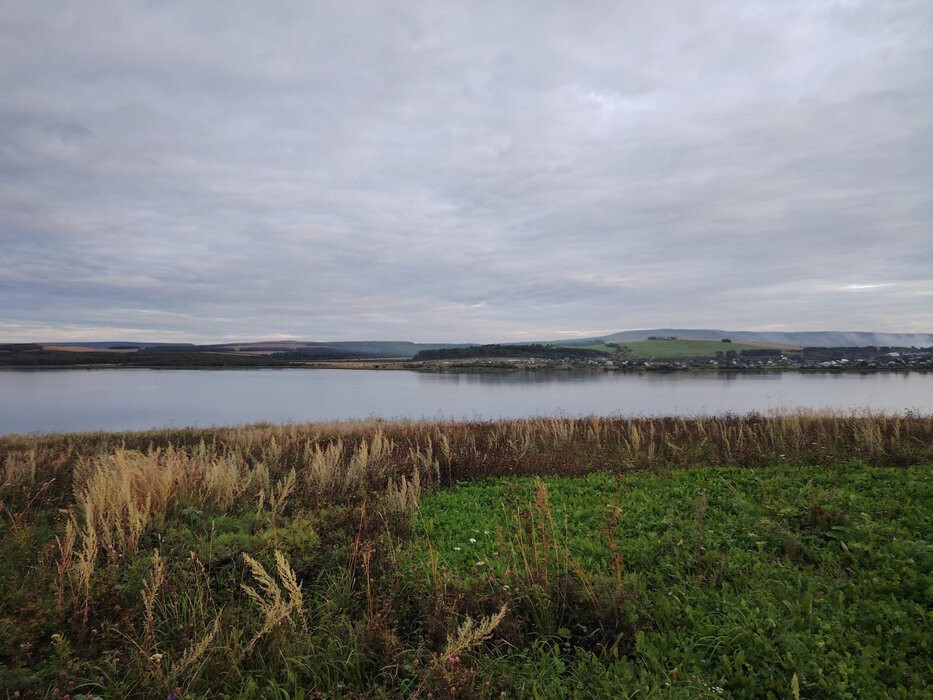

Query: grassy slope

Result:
[624,339,786,358]
[0,416,930,698]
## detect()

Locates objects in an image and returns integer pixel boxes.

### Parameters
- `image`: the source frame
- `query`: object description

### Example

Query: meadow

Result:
[0,413,931,698]
[620,340,792,359]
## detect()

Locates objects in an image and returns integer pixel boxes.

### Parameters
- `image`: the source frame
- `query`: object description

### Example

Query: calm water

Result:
[1,368,932,435]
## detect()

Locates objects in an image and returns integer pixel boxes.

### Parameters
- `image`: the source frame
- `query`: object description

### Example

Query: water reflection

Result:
[1,368,931,435]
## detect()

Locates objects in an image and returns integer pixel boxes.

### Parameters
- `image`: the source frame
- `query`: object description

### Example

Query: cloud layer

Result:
[2,0,931,342]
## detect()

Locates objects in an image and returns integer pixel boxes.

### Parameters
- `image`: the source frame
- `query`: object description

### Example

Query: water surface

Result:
[1,368,931,435]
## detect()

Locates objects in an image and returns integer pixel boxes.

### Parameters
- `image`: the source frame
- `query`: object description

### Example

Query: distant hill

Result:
[592,329,933,348]
[55,341,196,349]
[213,340,467,357]
[30,331,933,359]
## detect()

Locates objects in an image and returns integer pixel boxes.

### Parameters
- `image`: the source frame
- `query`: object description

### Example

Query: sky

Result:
[1,1,931,344]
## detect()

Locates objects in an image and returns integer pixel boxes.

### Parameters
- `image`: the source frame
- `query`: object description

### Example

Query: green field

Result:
[1,415,930,697]
[624,339,787,358]
[577,343,619,353]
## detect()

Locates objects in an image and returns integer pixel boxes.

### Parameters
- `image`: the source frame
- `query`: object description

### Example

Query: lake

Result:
[1,368,932,435]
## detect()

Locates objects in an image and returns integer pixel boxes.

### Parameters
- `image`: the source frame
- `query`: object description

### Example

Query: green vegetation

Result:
[576,343,619,353]
[625,339,784,358]
[1,414,931,697]
[416,465,932,697]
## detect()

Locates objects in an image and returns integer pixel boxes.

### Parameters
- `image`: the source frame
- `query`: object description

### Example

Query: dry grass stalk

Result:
[443,602,508,659]
[306,439,345,496]
[142,549,165,649]
[73,517,97,623]
[54,518,76,612]
[267,468,296,525]
[240,550,306,659]
[349,429,395,486]
[76,450,170,558]
[172,615,221,680]
[411,602,508,700]
[386,469,421,517]
[1,448,37,490]
[408,438,439,482]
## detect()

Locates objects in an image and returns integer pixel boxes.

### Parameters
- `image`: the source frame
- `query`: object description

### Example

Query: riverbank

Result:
[1,414,931,696]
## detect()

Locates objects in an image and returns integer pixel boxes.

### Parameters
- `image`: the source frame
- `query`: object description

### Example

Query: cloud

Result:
[1,0,931,342]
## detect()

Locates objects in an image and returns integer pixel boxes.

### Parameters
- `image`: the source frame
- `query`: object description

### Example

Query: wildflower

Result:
[469,538,476,544]
[453,547,461,551]
[691,675,697,681]
[413,658,419,666]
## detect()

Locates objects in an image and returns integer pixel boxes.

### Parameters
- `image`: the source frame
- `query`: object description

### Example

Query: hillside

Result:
[595,329,933,348]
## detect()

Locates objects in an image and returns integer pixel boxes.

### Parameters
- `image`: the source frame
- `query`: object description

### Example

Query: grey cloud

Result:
[1,0,931,342]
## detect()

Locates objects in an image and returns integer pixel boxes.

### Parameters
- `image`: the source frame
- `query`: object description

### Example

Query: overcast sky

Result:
[1,1,931,343]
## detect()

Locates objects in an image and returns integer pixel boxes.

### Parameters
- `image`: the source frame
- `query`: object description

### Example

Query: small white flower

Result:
[453,547,461,551]
[469,538,477,544]
[483,530,490,534]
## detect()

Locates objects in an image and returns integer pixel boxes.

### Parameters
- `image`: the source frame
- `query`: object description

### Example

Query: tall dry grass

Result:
[5,412,931,520]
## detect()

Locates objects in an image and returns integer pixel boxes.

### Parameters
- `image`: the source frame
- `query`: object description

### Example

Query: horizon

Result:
[11,326,933,348]
[3,2,932,343]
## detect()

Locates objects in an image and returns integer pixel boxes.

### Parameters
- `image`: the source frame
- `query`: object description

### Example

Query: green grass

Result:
[413,464,933,697]
[625,339,786,358]
[576,343,618,353]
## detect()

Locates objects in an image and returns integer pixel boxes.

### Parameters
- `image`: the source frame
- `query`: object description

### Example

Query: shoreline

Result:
[0,361,930,374]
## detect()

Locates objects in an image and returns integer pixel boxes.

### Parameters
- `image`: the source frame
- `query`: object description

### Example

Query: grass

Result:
[575,344,619,353]
[624,340,790,358]
[0,413,930,697]
[413,466,932,697]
